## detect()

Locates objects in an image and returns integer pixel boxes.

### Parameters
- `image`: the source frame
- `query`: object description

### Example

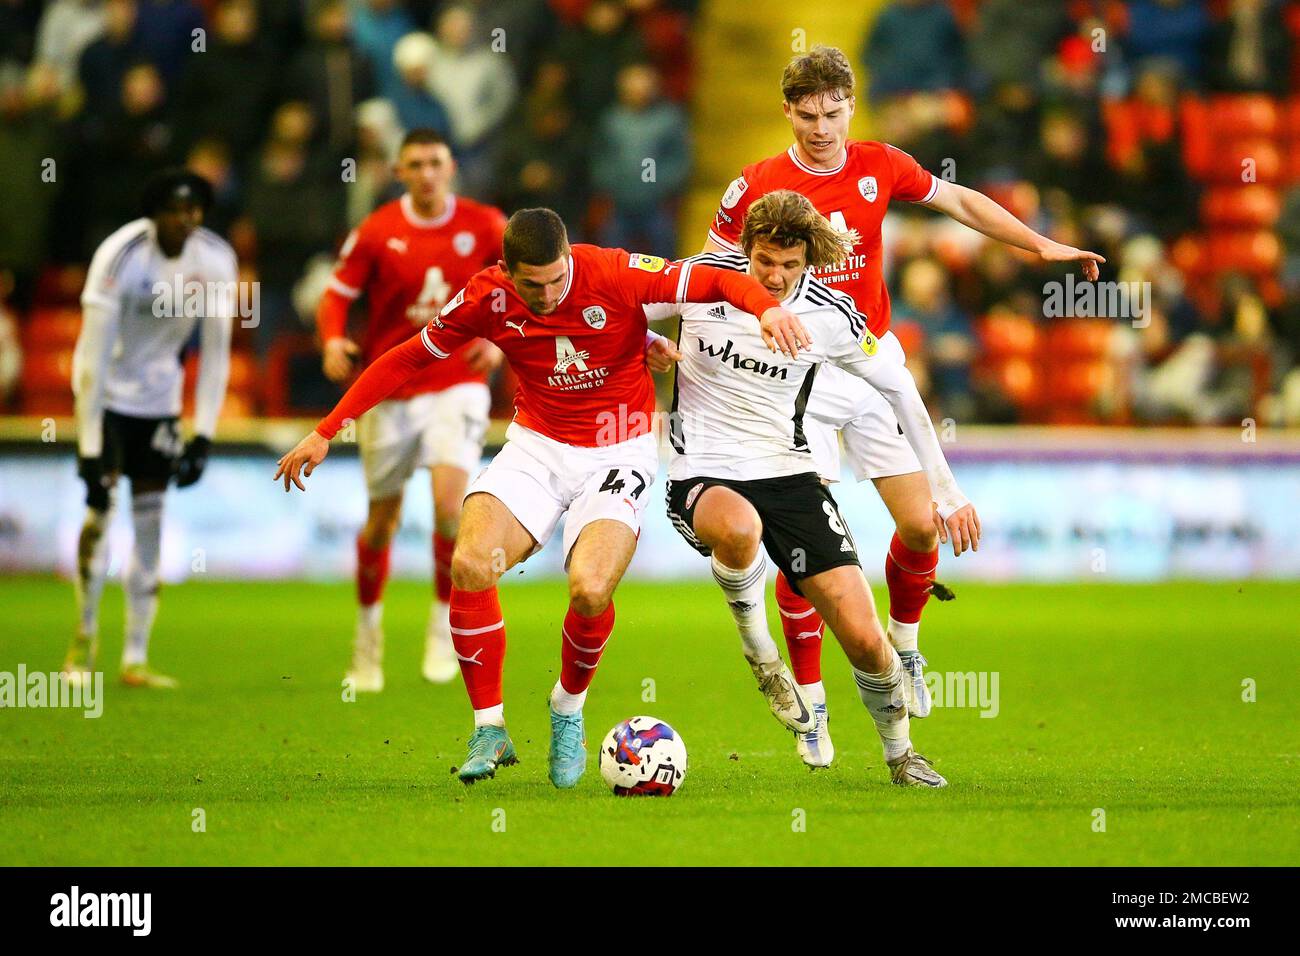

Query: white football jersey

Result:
[647,252,966,514]
[74,219,237,456]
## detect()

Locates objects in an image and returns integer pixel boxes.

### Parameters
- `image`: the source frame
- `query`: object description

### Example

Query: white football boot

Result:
[749,658,817,734]
[345,612,384,692]
[898,650,932,718]
[422,601,459,684]
[796,702,834,768]
[887,748,947,787]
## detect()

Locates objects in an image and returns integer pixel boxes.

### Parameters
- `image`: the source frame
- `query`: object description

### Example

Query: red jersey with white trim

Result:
[321,193,505,400]
[708,140,938,338]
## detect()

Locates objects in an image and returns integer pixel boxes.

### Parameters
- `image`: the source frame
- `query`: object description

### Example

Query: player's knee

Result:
[710,518,762,566]
[450,546,499,591]
[897,511,938,553]
[568,572,614,617]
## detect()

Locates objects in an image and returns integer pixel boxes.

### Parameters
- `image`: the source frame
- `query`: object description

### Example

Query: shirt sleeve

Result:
[192,250,237,440]
[824,308,968,518]
[886,143,940,204]
[616,250,779,319]
[419,272,492,359]
[318,226,374,341]
[314,334,434,440]
[73,238,128,457]
[706,170,756,251]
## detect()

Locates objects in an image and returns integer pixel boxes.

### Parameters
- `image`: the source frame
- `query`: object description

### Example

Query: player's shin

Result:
[711,552,778,663]
[70,501,114,669]
[449,585,507,727]
[423,532,457,682]
[553,601,614,714]
[122,491,163,669]
[775,570,826,705]
[852,646,912,763]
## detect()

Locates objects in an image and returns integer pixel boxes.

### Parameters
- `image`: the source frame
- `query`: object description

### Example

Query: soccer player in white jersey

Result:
[63,170,236,688]
[656,191,980,785]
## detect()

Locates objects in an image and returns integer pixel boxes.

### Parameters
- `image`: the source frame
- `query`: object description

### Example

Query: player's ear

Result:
[497,258,508,275]
[782,100,792,121]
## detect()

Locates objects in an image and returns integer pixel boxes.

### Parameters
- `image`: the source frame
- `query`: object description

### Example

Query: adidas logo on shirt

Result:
[840,538,854,553]
[706,305,727,321]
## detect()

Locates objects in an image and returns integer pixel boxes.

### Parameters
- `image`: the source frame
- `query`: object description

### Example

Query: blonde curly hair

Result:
[739,190,858,268]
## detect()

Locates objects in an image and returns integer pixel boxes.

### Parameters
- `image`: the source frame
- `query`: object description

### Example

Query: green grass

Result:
[1,576,1297,866]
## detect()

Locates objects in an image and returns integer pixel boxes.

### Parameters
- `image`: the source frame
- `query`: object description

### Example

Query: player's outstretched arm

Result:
[923,180,1105,282]
[274,431,330,492]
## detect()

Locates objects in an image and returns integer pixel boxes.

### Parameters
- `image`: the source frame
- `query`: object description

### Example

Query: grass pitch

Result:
[1,576,1297,866]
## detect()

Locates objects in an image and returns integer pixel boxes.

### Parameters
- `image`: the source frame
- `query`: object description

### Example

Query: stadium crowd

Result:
[1,0,1299,426]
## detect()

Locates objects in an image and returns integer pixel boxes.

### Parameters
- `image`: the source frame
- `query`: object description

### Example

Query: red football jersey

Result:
[315,245,782,447]
[319,193,506,400]
[708,140,938,338]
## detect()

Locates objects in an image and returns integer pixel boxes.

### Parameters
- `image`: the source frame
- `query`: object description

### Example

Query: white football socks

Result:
[888,616,920,655]
[853,646,912,762]
[550,683,585,716]
[122,491,163,668]
[799,680,827,706]
[75,503,113,639]
[711,552,779,663]
[473,704,505,728]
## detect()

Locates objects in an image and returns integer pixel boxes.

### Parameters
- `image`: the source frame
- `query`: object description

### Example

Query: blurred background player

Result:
[64,169,236,688]
[703,46,1101,760]
[316,128,506,692]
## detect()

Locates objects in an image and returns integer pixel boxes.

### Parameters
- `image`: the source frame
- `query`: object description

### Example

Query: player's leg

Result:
[873,470,942,717]
[448,490,535,782]
[118,416,181,689]
[666,479,815,736]
[422,381,491,683]
[66,471,119,678]
[543,451,657,788]
[346,492,403,692]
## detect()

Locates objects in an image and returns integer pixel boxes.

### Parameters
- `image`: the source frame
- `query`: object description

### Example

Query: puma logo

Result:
[505,319,527,337]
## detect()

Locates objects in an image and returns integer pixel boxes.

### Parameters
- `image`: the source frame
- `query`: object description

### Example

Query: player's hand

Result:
[759,307,811,358]
[1038,239,1106,283]
[934,502,981,557]
[322,337,361,383]
[77,456,111,511]
[274,432,330,492]
[645,335,682,373]
[174,436,211,489]
[462,338,504,374]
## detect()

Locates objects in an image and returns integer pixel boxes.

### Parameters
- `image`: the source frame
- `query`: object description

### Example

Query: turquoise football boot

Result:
[547,705,587,789]
[457,725,518,784]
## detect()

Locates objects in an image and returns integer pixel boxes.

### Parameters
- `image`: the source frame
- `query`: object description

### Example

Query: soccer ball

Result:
[598,716,688,796]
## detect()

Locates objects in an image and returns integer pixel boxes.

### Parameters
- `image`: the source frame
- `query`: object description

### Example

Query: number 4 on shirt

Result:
[599,468,647,499]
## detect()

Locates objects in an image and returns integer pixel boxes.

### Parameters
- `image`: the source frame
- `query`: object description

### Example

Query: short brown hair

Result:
[400,128,450,152]
[502,208,570,270]
[781,45,854,104]
[740,190,856,268]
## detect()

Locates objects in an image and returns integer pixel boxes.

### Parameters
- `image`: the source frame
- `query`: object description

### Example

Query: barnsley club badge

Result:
[858,176,878,202]
[583,306,607,329]
[453,231,476,256]
[721,176,749,209]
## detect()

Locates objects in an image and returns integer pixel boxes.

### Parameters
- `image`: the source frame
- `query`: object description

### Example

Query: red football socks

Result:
[885,532,939,624]
[450,586,506,709]
[433,532,454,604]
[356,536,390,608]
[775,571,824,686]
[559,602,615,695]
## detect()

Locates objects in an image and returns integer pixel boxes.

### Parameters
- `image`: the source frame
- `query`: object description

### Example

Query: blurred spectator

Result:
[1113,65,1198,240]
[173,0,277,158]
[1124,0,1212,85]
[184,137,241,236]
[389,31,451,137]
[285,0,374,154]
[1026,108,1114,209]
[1207,0,1292,96]
[131,0,205,85]
[77,0,139,121]
[34,0,106,91]
[243,102,347,355]
[895,258,976,419]
[425,3,516,198]
[0,65,65,311]
[0,0,42,82]
[592,63,689,256]
[553,0,645,120]
[347,98,403,225]
[496,60,588,228]
[967,0,1070,94]
[862,0,965,101]
[351,0,415,102]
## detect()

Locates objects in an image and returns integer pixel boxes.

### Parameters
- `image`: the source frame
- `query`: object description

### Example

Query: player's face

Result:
[503,256,570,315]
[396,142,455,208]
[748,239,807,301]
[783,91,854,167]
[154,201,203,255]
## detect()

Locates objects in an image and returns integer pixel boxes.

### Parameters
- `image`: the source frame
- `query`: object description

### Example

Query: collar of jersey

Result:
[781,271,809,307]
[556,254,574,307]
[787,144,847,176]
[401,192,457,229]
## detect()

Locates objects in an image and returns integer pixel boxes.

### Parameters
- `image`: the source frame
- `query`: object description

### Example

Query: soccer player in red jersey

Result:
[276,208,809,788]
[317,129,507,692]
[703,46,1103,766]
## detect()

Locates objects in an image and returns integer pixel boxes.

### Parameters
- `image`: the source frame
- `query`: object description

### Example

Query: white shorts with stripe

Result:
[357,382,491,500]
[466,422,659,563]
[804,331,922,483]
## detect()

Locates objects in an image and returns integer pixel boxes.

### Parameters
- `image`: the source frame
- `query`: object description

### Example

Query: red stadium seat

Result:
[1201,186,1281,229]
[1046,319,1116,360]
[1203,231,1282,278]
[975,312,1039,359]
[19,347,75,416]
[980,357,1042,411]
[1204,94,1281,140]
[1045,359,1110,406]
[22,308,82,350]
[1198,139,1282,184]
